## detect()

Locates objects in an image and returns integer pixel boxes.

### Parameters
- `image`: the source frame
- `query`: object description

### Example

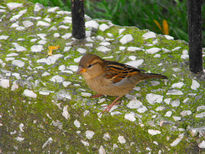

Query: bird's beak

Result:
[77,66,87,74]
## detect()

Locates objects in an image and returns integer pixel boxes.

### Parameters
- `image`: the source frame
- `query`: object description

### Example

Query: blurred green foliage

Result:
[29,0,205,46]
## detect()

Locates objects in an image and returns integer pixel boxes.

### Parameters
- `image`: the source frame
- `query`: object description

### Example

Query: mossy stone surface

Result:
[0,0,205,153]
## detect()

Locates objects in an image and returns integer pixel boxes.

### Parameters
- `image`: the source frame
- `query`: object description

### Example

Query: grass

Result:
[27,0,205,46]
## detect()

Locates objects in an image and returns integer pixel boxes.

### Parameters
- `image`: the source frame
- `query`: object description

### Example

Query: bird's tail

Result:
[140,73,168,80]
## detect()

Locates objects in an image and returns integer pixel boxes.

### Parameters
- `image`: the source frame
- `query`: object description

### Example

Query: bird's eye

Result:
[87,64,93,68]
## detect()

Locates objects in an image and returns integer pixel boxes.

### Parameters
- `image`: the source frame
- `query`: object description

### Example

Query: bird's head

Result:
[77,54,104,79]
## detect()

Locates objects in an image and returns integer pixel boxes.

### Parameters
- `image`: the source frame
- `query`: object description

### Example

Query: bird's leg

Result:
[90,94,103,98]
[103,96,122,112]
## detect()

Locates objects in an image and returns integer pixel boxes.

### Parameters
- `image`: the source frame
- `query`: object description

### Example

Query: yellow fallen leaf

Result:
[48,45,60,56]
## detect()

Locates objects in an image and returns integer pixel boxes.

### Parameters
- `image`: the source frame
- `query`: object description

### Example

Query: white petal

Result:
[37,21,50,27]
[42,137,53,149]
[23,89,37,98]
[170,134,184,147]
[62,105,70,120]
[146,93,163,105]
[99,24,109,31]
[0,79,10,88]
[191,79,200,90]
[74,120,81,128]
[143,32,156,39]
[12,60,24,67]
[125,59,144,68]
[85,20,99,29]
[118,136,126,144]
[120,34,133,45]
[198,140,205,148]
[7,3,23,10]
[96,46,111,53]
[148,129,161,135]
[146,47,161,54]
[124,112,136,121]
[85,130,95,140]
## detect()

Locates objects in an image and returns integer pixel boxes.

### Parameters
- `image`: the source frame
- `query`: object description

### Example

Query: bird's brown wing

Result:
[103,61,142,83]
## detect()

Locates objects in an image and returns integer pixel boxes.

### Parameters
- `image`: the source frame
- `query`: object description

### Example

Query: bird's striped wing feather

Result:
[104,61,141,83]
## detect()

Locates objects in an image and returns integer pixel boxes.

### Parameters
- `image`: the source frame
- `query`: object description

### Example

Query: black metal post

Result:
[187,0,203,73]
[71,0,85,39]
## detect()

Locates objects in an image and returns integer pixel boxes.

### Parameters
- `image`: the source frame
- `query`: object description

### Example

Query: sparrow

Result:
[77,54,167,112]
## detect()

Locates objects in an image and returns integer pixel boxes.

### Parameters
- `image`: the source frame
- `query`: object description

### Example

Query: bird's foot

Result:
[103,102,120,112]
[102,96,122,113]
[90,94,103,98]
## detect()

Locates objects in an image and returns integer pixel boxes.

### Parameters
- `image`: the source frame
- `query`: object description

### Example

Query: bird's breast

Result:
[85,76,134,96]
